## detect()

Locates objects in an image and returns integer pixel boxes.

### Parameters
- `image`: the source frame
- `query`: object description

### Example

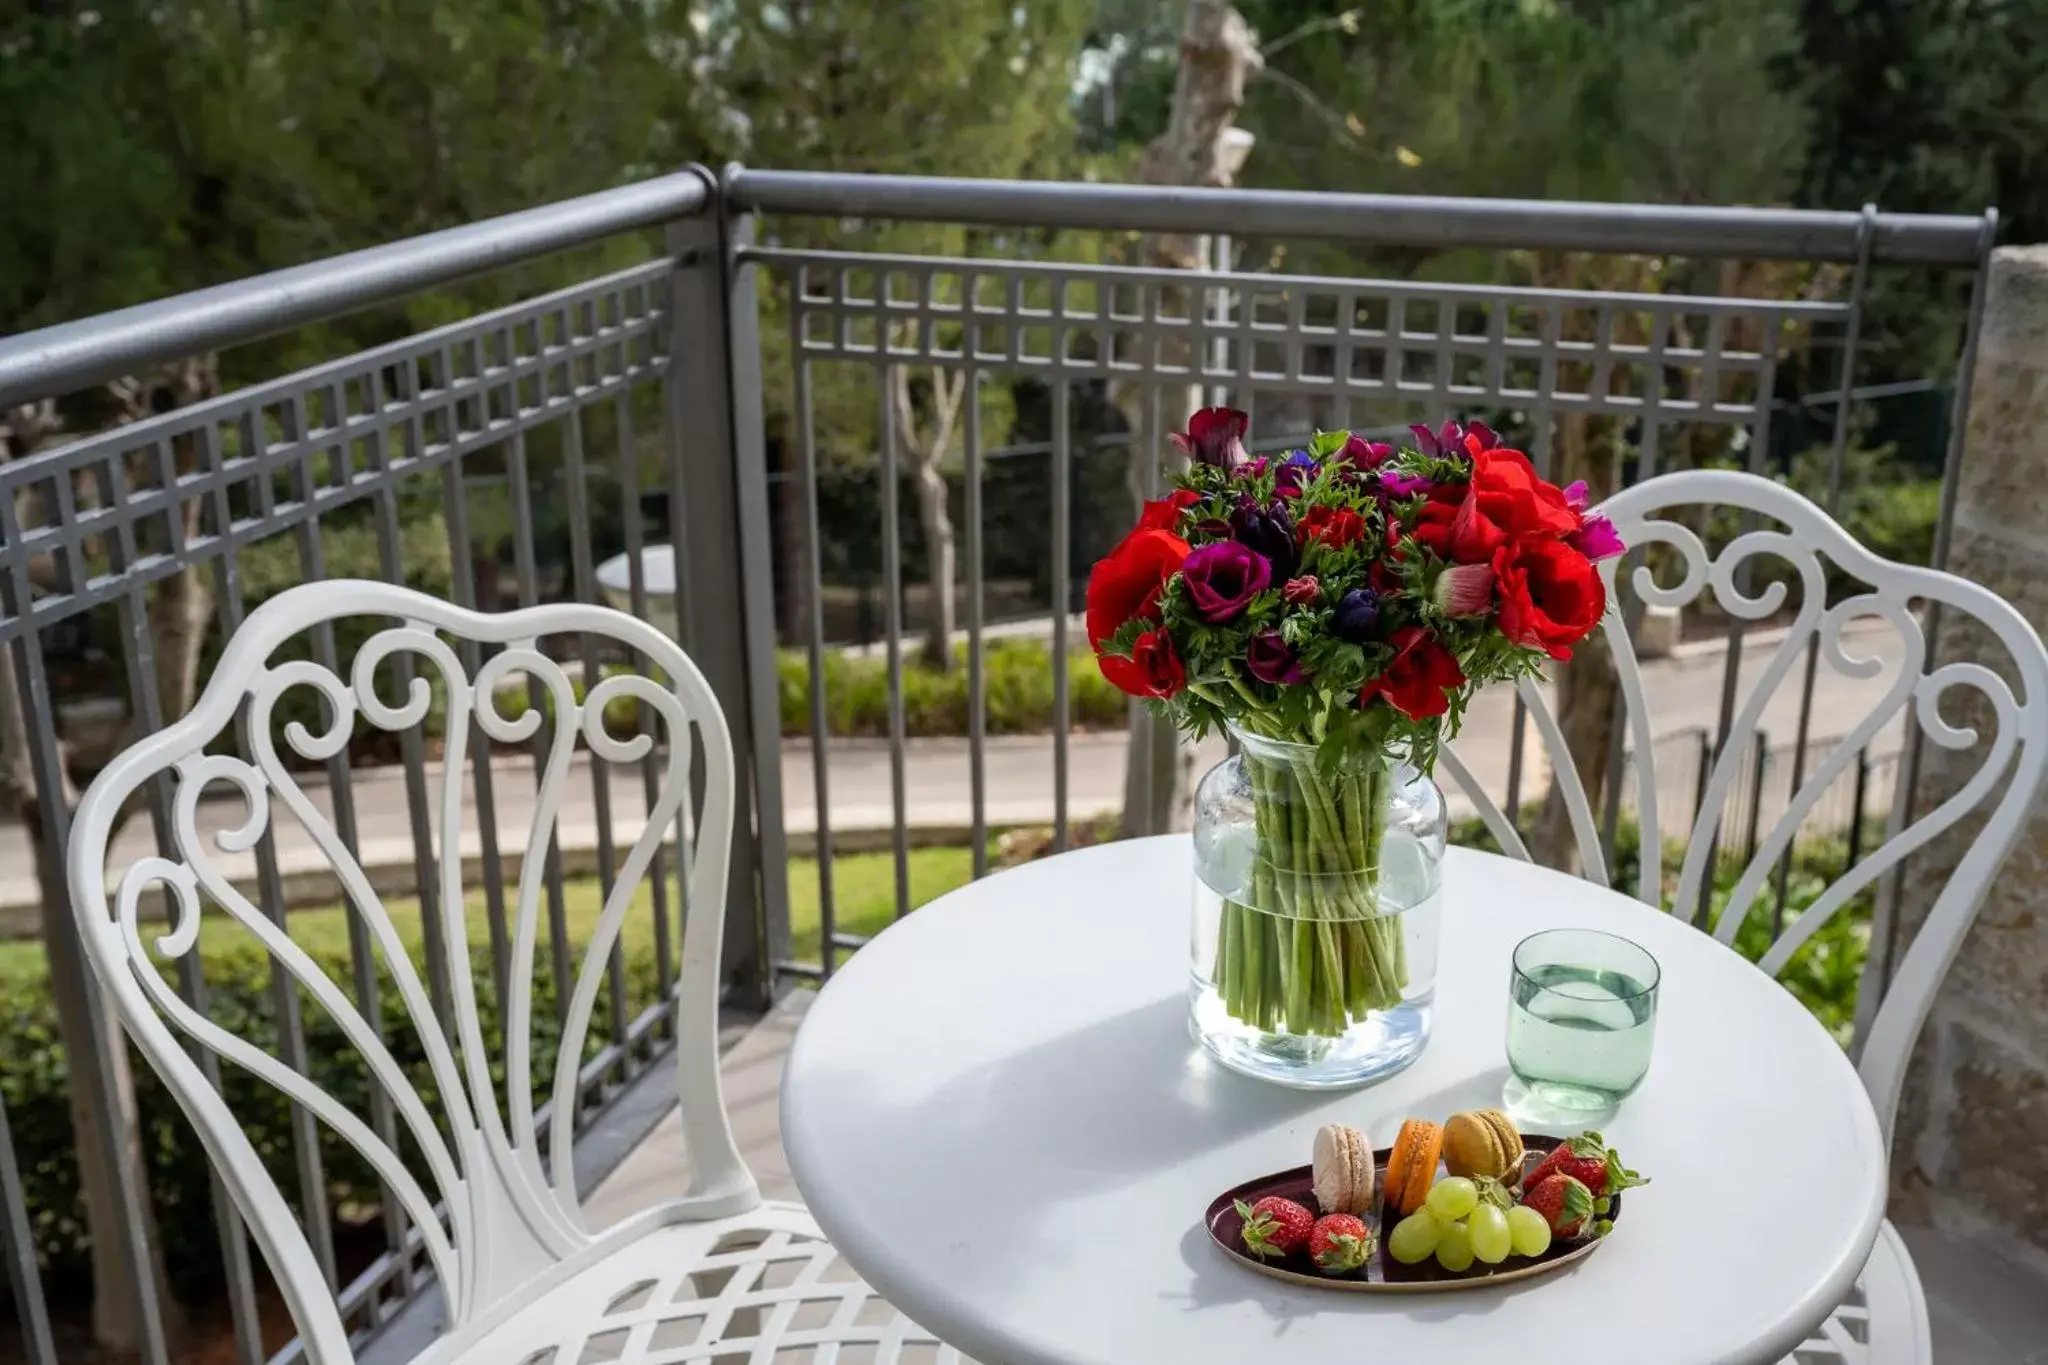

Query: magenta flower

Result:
[1246,629,1308,685]
[1409,419,1499,459]
[1338,434,1395,469]
[1571,514,1625,561]
[1171,407,1251,469]
[1182,541,1271,622]
[1562,479,1590,510]
[1380,470,1435,498]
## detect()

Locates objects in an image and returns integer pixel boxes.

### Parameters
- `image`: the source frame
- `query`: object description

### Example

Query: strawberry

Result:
[1235,1196,1314,1261]
[1522,1131,1648,1201]
[1520,1173,1597,1239]
[1308,1214,1374,1274]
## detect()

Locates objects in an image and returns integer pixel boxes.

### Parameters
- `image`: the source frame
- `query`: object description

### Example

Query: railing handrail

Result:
[727,168,1992,268]
[0,168,713,408]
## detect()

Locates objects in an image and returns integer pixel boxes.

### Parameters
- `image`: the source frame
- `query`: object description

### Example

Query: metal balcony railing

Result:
[0,165,1995,1364]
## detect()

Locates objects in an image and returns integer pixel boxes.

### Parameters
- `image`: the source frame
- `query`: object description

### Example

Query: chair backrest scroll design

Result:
[66,582,750,1363]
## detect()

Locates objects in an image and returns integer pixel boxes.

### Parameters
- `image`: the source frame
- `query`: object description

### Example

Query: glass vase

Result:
[1190,726,1446,1089]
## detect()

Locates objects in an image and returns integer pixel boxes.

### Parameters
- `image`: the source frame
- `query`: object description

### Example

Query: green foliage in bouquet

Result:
[1086,410,1624,1037]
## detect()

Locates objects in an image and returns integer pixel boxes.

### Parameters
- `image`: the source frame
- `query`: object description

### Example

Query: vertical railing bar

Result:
[1051,377,1072,852]
[305,379,425,1304]
[369,366,456,1046]
[790,297,838,961]
[1694,316,1783,926]
[1,470,172,1362]
[1236,273,1259,427]
[878,364,911,920]
[268,396,343,1294]
[1869,209,1997,1022]
[0,1094,56,1365]
[187,421,277,1358]
[561,402,631,1074]
[1745,737,1770,867]
[1846,747,1871,874]
[1433,293,1455,425]
[100,439,269,1365]
[653,331,697,1002]
[1510,304,1566,833]
[1285,285,1307,387]
[1,642,172,1363]
[1600,307,1667,872]
[1133,379,1164,840]
[505,423,577,1024]
[612,385,675,1011]
[965,366,989,880]
[1774,205,1875,933]
[439,346,512,1019]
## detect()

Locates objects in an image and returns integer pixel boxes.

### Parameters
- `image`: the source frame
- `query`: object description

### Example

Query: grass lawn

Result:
[0,848,984,987]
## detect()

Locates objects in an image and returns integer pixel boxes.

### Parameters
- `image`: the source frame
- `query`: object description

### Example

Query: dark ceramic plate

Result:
[1205,1134,1620,1293]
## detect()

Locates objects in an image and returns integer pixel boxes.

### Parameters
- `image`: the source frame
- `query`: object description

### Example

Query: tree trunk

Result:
[118,358,220,735]
[1116,0,1262,838]
[891,365,965,672]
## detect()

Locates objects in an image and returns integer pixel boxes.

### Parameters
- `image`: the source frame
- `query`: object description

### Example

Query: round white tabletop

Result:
[781,837,1887,1365]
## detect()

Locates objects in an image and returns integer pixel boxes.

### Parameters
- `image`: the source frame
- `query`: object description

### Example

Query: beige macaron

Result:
[1311,1123,1375,1216]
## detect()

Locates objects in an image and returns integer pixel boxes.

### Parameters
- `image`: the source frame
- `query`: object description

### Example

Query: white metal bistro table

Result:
[780,836,1887,1365]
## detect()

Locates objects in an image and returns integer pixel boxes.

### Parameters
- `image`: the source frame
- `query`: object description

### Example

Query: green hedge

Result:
[777,637,1126,738]
[0,921,665,1299]
[1456,816,1868,1042]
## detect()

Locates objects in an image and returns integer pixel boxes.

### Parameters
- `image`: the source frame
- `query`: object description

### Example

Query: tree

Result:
[1090,0,1813,859]
[673,0,1092,669]
[1108,0,1263,837]
[890,366,971,669]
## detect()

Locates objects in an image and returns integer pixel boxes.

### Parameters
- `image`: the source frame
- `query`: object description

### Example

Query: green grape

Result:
[1468,1204,1511,1264]
[1425,1177,1479,1222]
[1434,1220,1475,1273]
[1506,1205,1553,1258]
[1387,1211,1442,1265]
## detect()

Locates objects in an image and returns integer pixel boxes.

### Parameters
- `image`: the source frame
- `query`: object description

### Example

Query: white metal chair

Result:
[65,582,963,1365]
[1444,469,2048,1365]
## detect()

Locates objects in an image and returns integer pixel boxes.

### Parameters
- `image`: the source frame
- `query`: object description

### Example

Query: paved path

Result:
[2,620,1906,924]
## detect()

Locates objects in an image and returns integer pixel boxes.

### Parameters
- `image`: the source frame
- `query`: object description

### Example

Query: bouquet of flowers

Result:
[1087,408,1623,1037]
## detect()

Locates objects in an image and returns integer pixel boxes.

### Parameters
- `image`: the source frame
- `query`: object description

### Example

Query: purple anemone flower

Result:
[1339,434,1395,469]
[1333,587,1381,642]
[1274,450,1319,496]
[1182,541,1272,623]
[1230,497,1298,579]
[1408,419,1499,459]
[1171,407,1251,469]
[1571,514,1626,561]
[1246,629,1309,685]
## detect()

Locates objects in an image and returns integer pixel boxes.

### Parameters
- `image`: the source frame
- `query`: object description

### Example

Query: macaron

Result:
[1311,1124,1375,1217]
[1383,1117,1444,1218]
[1443,1108,1525,1184]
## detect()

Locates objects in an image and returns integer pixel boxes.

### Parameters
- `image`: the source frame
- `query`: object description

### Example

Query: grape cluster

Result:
[1386,1177,1551,1271]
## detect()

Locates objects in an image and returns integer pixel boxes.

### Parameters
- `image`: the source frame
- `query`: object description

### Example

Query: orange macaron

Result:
[1383,1118,1444,1217]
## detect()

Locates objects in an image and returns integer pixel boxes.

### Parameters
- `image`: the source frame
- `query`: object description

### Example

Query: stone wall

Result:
[1891,243,2048,1267]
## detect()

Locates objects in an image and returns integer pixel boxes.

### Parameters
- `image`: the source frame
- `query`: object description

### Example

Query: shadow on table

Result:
[940,994,1332,1180]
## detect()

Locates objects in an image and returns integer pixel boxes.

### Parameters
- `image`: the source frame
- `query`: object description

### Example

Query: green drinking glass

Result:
[1504,928,1660,1123]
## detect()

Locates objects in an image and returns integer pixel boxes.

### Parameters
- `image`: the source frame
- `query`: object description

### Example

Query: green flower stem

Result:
[1212,745,1412,1036]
